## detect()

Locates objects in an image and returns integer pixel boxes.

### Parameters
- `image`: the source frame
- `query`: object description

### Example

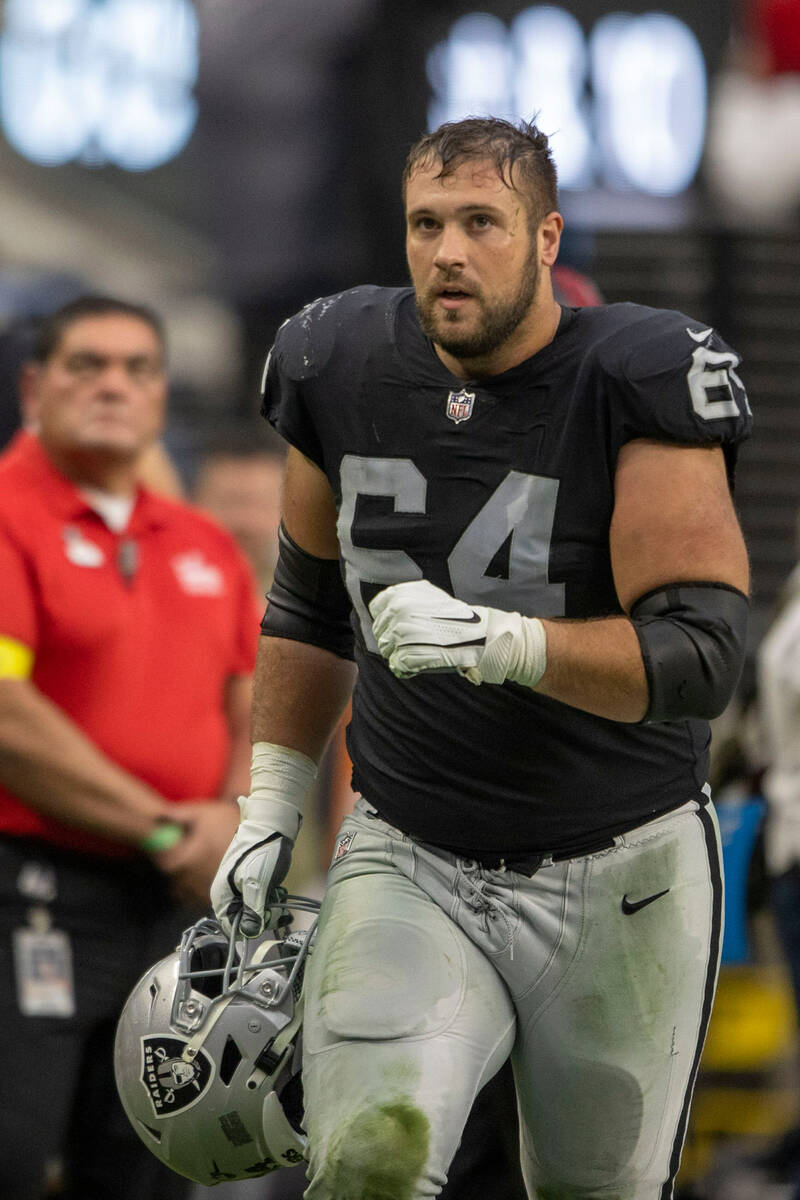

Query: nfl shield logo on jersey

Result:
[333,831,356,863]
[446,388,475,424]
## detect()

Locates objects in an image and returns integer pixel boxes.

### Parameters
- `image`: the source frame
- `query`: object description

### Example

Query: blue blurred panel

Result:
[717,792,767,964]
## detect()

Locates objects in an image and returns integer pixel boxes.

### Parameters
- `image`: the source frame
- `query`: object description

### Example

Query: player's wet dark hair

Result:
[402,117,559,231]
[32,295,166,363]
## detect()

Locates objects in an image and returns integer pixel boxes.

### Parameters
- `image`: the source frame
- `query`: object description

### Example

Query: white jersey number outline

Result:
[686,331,751,421]
[338,455,566,652]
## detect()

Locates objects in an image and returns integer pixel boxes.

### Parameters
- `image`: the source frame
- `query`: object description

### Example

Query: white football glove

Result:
[369,580,547,687]
[210,742,317,937]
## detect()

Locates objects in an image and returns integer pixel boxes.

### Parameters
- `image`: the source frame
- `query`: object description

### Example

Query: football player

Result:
[211,117,752,1199]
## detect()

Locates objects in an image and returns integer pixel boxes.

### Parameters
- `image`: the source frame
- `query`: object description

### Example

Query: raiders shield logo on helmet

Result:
[140,1036,214,1118]
[446,389,475,424]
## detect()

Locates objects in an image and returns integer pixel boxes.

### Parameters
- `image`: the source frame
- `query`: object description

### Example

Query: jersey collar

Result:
[18,432,168,532]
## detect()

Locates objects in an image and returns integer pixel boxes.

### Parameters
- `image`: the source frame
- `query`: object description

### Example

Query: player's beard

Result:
[416,250,541,361]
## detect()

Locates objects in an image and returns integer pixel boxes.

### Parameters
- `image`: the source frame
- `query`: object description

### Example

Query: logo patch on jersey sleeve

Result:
[140,1035,214,1117]
[446,389,475,424]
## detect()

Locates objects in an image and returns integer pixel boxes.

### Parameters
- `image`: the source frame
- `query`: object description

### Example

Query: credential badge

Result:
[446,388,475,424]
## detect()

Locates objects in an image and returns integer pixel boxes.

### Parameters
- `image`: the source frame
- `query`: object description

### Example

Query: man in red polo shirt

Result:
[0,296,258,1199]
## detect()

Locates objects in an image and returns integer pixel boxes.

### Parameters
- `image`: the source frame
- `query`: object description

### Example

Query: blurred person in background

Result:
[754,517,800,1198]
[741,0,800,79]
[705,0,800,225]
[0,296,258,1200]
[191,424,287,603]
[0,307,186,498]
[0,313,40,451]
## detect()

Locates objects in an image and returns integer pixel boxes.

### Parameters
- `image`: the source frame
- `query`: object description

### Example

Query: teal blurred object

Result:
[716,789,767,964]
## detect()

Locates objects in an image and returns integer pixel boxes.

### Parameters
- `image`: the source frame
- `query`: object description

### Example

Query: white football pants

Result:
[301,794,723,1199]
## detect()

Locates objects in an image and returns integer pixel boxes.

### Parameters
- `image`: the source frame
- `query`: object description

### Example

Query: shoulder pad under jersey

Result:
[260,286,407,468]
[267,286,402,384]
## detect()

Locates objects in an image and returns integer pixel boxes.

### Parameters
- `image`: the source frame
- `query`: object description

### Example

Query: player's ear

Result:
[539,212,563,266]
[18,362,42,432]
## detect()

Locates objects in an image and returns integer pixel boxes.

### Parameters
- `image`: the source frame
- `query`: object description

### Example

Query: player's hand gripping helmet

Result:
[113,896,319,1186]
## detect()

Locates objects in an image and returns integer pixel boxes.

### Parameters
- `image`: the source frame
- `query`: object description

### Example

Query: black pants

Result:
[440,1061,527,1200]
[0,836,198,1200]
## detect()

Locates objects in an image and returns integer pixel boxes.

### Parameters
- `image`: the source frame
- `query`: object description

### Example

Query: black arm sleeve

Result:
[261,523,355,661]
[631,582,749,723]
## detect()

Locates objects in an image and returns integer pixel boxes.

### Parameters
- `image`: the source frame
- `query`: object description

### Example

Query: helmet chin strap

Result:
[181,992,238,1063]
[244,991,305,1088]
[250,937,282,965]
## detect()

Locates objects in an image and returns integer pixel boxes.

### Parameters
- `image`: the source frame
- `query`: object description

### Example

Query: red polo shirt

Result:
[0,433,259,854]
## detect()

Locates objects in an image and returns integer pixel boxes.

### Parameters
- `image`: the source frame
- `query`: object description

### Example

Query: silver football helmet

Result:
[113,896,319,1186]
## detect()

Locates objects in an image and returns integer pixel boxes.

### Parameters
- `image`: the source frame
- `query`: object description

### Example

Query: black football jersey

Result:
[263,286,752,856]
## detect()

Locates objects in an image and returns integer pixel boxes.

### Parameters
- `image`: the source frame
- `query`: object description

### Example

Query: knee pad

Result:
[309,917,464,1044]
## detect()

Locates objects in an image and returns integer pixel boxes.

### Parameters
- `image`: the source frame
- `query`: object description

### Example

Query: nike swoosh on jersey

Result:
[621,888,670,915]
[686,326,713,343]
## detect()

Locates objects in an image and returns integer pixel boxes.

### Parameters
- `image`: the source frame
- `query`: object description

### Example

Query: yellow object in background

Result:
[704,965,797,1072]
[0,635,33,679]
[678,964,800,1187]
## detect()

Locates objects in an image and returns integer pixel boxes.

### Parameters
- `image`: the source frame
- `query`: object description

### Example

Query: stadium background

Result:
[1,2,799,1196]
